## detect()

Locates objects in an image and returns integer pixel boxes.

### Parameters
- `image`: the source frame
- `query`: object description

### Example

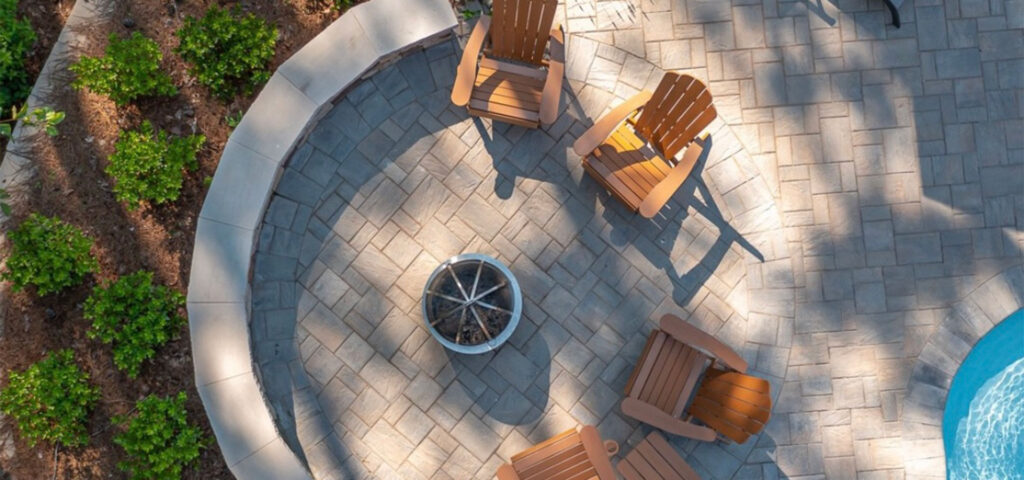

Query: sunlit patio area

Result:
[233,0,1024,478]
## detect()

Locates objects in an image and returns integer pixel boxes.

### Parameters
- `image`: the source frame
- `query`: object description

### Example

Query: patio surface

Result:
[248,0,1024,478]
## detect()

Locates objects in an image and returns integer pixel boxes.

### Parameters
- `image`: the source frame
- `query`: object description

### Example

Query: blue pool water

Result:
[943,308,1024,479]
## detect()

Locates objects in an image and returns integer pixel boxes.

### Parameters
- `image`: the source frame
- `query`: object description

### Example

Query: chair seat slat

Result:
[583,157,644,209]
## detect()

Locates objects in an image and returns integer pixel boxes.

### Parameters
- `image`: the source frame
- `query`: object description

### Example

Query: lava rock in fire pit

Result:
[422,254,522,355]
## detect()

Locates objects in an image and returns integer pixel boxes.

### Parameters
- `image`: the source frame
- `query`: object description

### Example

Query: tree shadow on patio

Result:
[443,332,550,426]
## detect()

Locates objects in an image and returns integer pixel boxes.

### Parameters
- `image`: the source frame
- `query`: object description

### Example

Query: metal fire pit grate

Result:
[422,254,522,355]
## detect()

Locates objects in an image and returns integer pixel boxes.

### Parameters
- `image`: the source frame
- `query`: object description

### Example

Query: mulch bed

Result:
[0,1,347,478]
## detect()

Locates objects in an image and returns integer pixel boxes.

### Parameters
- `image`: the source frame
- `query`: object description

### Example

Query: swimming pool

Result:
[943,308,1024,479]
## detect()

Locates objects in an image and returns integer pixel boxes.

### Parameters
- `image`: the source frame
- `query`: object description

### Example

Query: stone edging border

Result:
[0,0,115,228]
[900,263,1024,479]
[186,1,456,478]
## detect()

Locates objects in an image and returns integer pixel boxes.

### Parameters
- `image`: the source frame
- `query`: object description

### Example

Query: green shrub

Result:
[84,271,185,378]
[70,32,177,106]
[175,6,277,100]
[2,213,97,295]
[0,0,36,112]
[0,350,99,447]
[1,105,65,139]
[107,121,204,209]
[114,392,205,480]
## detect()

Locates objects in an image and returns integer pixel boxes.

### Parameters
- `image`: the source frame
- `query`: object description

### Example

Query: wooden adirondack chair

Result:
[617,432,701,480]
[450,0,564,128]
[496,425,619,480]
[621,314,771,444]
[572,73,717,219]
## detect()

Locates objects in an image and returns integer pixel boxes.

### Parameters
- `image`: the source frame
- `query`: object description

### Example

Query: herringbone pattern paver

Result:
[252,37,790,477]
[250,0,1022,477]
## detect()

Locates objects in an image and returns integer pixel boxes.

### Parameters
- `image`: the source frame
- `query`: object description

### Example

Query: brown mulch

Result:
[0,1,347,478]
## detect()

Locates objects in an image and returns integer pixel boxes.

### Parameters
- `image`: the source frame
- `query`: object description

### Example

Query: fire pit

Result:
[422,254,522,354]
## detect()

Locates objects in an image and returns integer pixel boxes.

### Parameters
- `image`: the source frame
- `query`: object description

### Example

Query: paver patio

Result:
[245,0,1023,478]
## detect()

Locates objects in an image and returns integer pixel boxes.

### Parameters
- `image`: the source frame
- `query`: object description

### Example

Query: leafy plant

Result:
[70,32,177,106]
[224,110,243,128]
[84,271,185,378]
[107,121,205,209]
[1,104,65,139]
[175,7,277,100]
[0,0,35,113]
[2,213,97,295]
[0,188,10,215]
[0,349,99,447]
[114,392,205,480]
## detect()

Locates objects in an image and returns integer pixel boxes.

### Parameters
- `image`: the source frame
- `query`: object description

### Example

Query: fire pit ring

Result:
[422,253,522,354]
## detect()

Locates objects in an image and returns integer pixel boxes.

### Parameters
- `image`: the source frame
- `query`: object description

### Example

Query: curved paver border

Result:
[186,0,456,477]
[900,264,1024,479]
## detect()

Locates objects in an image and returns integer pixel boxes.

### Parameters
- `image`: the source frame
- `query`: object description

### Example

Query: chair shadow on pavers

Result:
[470,78,586,200]
[590,134,764,315]
[798,0,836,26]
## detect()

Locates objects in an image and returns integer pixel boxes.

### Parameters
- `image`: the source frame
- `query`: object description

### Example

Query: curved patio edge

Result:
[186,1,457,477]
[900,263,1024,479]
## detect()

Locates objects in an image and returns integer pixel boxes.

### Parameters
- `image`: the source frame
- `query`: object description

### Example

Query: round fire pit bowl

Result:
[422,253,522,355]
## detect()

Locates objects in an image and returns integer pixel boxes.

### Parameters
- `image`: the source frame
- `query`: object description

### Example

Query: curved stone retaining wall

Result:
[187,1,456,477]
[901,264,1024,478]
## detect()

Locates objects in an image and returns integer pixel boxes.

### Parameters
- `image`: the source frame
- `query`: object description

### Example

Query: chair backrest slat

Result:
[491,0,558,65]
[661,95,716,158]
[634,73,717,160]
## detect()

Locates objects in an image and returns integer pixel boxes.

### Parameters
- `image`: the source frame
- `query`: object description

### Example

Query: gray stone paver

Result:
[248,1,1023,478]
[253,38,789,478]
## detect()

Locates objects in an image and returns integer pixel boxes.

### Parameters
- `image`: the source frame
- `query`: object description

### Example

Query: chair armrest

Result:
[572,89,653,156]
[496,464,521,480]
[451,16,491,107]
[621,397,717,441]
[660,313,748,373]
[637,134,707,218]
[580,425,618,479]
[539,26,565,126]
